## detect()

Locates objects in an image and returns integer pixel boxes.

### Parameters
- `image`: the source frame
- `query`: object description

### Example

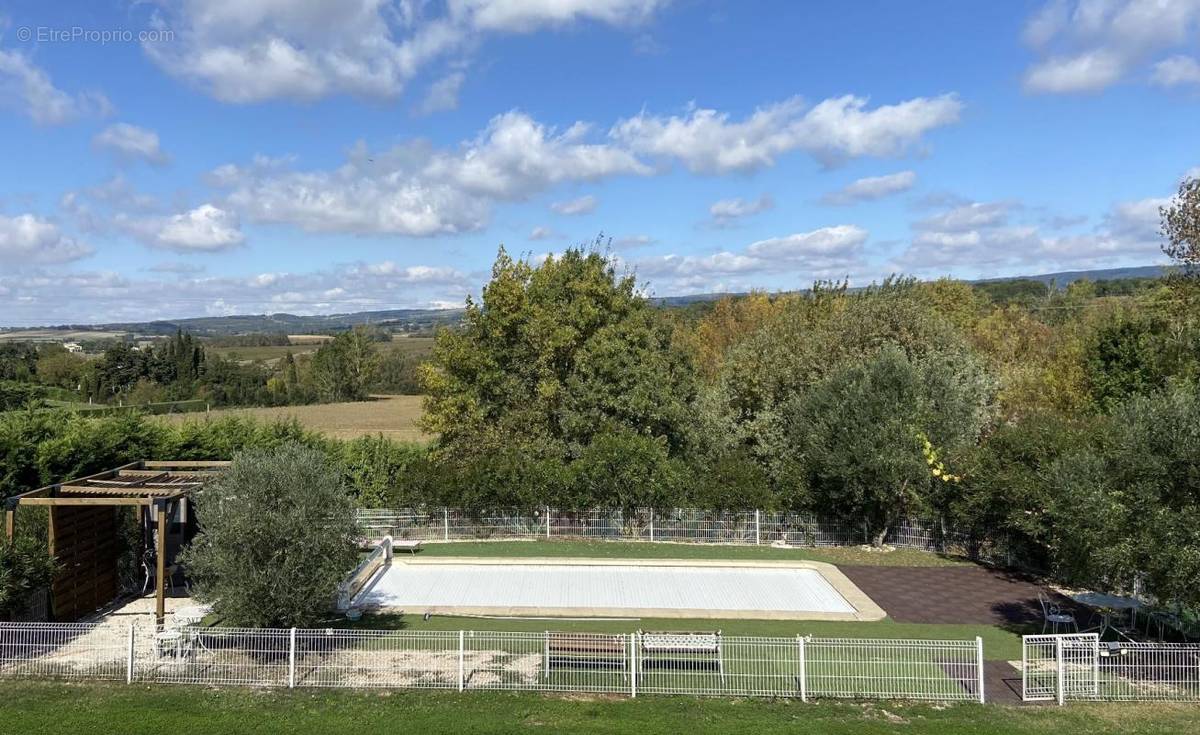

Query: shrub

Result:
[179,444,360,627]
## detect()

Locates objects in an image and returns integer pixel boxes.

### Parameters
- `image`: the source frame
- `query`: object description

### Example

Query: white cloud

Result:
[631,224,868,293]
[142,0,670,103]
[0,49,113,125]
[417,70,466,115]
[895,193,1172,276]
[0,213,93,265]
[708,195,774,226]
[612,234,656,249]
[1152,54,1200,86]
[529,226,559,240]
[117,204,246,253]
[551,194,598,215]
[1022,0,1200,93]
[92,123,170,165]
[218,111,646,236]
[207,96,958,239]
[612,94,962,171]
[822,170,916,205]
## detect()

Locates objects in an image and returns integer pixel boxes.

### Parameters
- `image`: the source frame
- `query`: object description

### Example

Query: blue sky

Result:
[0,1,1197,326]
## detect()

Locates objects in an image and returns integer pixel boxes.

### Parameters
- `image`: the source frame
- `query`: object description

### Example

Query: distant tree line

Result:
[0,326,425,411]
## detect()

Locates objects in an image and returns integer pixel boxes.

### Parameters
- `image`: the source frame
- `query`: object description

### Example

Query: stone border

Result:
[361,556,886,622]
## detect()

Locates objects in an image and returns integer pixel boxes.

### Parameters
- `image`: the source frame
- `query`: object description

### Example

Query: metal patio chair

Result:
[1039,592,1079,633]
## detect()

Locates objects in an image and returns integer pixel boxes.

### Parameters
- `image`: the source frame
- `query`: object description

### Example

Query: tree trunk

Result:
[873,526,888,548]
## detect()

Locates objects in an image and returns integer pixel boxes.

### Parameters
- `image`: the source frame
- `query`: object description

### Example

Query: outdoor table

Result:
[1071,592,1140,637]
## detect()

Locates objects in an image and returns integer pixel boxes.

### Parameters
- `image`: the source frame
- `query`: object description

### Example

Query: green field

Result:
[3,683,1195,735]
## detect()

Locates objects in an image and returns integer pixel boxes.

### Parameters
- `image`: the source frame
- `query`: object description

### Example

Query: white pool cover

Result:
[358,562,857,618]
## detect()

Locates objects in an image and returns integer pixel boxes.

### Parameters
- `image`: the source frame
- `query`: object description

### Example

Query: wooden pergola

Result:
[4,460,229,624]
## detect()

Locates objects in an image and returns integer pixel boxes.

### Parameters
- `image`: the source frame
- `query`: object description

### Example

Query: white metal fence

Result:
[0,622,984,702]
[1023,633,1200,703]
[354,507,1012,560]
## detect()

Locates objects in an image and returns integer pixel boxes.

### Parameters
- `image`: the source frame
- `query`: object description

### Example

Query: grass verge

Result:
[2,682,1195,735]
[415,540,975,568]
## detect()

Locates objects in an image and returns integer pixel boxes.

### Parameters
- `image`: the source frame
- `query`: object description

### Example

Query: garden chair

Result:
[1039,592,1079,633]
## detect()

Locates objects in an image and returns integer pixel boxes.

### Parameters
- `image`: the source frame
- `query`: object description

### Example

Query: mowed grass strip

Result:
[417,539,976,568]
[2,682,1196,735]
[159,395,429,441]
[342,614,1025,661]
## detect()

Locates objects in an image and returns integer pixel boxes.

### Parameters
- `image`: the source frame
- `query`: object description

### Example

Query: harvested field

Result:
[159,395,429,441]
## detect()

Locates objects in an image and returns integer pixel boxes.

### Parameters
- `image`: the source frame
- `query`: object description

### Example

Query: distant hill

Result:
[972,264,1170,286]
[0,264,1174,335]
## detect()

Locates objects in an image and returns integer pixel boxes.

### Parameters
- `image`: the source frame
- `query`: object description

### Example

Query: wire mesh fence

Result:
[354,507,1009,560]
[0,622,988,701]
[1022,634,1200,703]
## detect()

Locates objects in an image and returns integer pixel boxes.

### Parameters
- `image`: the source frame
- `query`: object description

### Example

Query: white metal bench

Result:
[637,630,724,682]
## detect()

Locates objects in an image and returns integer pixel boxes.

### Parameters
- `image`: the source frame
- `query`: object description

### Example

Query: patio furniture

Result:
[1039,592,1079,633]
[543,632,628,679]
[1069,592,1140,638]
[637,630,724,682]
[393,539,423,554]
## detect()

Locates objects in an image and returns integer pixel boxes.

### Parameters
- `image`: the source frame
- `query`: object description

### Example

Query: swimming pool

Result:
[356,558,884,621]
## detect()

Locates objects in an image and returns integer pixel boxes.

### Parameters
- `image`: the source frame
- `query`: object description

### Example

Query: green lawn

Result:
[414,540,975,568]
[340,613,1027,662]
[3,682,1195,734]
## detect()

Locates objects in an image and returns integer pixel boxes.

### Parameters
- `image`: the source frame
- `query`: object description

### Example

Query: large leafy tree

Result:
[422,246,697,464]
[782,346,993,545]
[1161,175,1200,276]
[180,444,359,627]
[1048,385,1200,607]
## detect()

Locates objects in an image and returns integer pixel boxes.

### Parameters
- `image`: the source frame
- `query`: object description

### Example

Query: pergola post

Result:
[3,499,15,543]
[155,499,169,626]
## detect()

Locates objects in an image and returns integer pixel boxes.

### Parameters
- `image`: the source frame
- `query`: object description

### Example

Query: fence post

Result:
[444,508,450,542]
[649,509,654,543]
[755,510,761,545]
[545,506,551,539]
[1055,635,1065,706]
[797,635,807,702]
[288,627,297,688]
[975,636,985,703]
[630,633,637,698]
[458,630,465,692]
[126,623,135,684]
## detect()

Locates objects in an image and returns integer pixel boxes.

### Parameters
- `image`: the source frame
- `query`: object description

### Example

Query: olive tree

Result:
[180,444,360,627]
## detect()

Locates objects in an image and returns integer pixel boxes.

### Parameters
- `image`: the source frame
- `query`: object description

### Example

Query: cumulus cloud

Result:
[0,213,93,265]
[708,195,774,226]
[551,194,599,215]
[93,123,170,165]
[630,224,868,294]
[822,170,916,205]
[203,95,959,239]
[218,111,646,236]
[142,0,669,103]
[0,49,113,125]
[895,193,1171,276]
[417,70,466,115]
[612,94,962,171]
[612,234,657,249]
[529,226,559,240]
[1152,54,1200,86]
[1022,0,1200,93]
[116,204,246,253]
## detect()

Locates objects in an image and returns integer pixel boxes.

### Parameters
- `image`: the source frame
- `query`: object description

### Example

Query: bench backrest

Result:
[639,631,721,653]
[547,632,626,654]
